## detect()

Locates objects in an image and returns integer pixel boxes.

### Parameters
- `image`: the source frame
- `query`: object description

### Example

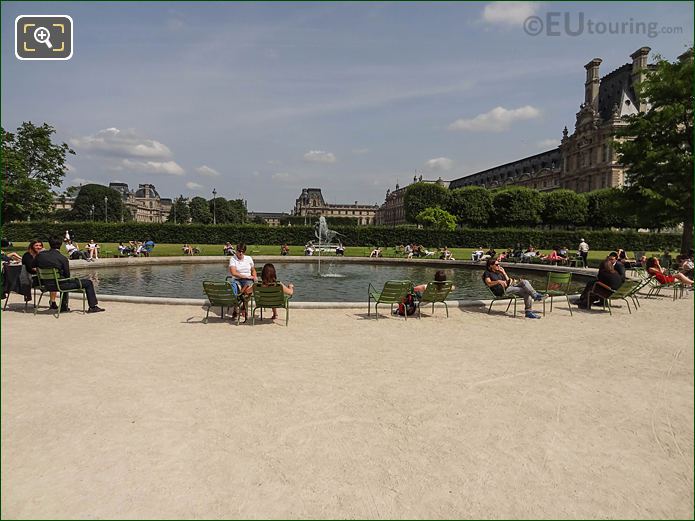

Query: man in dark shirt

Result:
[608,251,626,282]
[33,236,104,313]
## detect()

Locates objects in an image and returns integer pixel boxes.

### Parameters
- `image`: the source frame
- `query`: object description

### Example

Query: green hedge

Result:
[1,221,681,251]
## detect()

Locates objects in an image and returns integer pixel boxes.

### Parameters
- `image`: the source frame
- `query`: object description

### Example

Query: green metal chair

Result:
[625,277,652,309]
[568,255,585,268]
[250,283,291,326]
[202,280,243,324]
[540,272,573,316]
[417,281,454,318]
[484,284,519,317]
[604,280,641,315]
[35,268,86,317]
[368,280,412,320]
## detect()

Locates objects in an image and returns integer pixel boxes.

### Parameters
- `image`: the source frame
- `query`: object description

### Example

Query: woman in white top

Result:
[87,240,99,261]
[228,243,257,296]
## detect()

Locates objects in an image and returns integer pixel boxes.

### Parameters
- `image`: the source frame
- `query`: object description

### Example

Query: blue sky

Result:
[2,1,693,212]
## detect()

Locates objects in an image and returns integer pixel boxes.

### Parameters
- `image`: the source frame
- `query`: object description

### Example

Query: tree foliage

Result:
[166,196,191,224]
[415,207,457,231]
[189,196,212,224]
[447,187,494,227]
[70,184,131,222]
[540,189,588,227]
[2,122,75,222]
[615,49,694,252]
[490,187,544,227]
[403,182,450,223]
[209,197,247,224]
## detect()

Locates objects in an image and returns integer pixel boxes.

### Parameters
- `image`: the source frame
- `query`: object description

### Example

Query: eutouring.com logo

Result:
[524,12,683,38]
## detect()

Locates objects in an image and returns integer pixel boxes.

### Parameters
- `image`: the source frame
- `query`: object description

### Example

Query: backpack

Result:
[397,292,417,316]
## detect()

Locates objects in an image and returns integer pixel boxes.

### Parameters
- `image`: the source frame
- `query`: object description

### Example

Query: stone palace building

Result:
[293,188,379,225]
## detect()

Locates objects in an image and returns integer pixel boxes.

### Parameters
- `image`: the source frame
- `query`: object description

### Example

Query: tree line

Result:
[403,183,681,232]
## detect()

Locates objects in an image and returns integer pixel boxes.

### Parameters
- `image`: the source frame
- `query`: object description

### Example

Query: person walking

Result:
[578,238,589,267]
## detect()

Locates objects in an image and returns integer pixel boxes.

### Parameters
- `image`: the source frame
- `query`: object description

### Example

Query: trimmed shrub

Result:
[491,187,544,227]
[1,221,681,251]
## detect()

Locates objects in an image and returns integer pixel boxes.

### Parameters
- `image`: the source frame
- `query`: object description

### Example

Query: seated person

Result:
[369,247,382,258]
[413,270,455,297]
[141,240,155,257]
[471,247,484,262]
[86,240,99,261]
[405,244,414,259]
[521,246,537,260]
[280,244,290,256]
[1,250,22,263]
[660,250,673,270]
[22,240,58,305]
[578,257,627,309]
[229,243,257,299]
[482,257,543,319]
[257,263,294,320]
[304,242,314,256]
[481,248,496,261]
[544,247,564,264]
[64,241,87,260]
[33,236,105,313]
[182,244,193,256]
[679,251,694,279]
[646,257,693,286]
[117,242,132,256]
[224,242,235,256]
[421,247,435,257]
[335,242,345,256]
[439,246,454,261]
[558,246,569,259]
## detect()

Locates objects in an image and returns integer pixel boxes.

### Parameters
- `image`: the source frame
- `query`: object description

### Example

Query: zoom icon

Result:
[16,15,73,60]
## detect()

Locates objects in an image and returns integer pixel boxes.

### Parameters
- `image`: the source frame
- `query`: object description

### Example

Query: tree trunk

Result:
[681,209,693,254]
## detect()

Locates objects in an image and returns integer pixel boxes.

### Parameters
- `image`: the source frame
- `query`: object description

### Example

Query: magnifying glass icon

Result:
[33,26,53,49]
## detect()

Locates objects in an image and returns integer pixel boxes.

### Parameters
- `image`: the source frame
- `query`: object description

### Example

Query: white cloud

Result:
[537,138,559,149]
[121,159,185,176]
[70,177,99,186]
[186,181,203,190]
[71,128,173,159]
[303,150,337,164]
[448,105,540,132]
[196,165,221,177]
[425,157,454,171]
[482,2,540,25]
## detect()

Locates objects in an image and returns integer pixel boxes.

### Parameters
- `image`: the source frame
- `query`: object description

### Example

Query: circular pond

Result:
[80,261,586,302]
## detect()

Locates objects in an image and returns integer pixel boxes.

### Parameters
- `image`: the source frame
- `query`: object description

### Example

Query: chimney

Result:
[584,58,602,110]
[630,46,651,111]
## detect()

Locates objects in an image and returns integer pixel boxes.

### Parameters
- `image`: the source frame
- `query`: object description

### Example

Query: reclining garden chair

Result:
[417,281,454,318]
[484,284,520,317]
[367,280,412,320]
[202,280,244,324]
[249,283,291,326]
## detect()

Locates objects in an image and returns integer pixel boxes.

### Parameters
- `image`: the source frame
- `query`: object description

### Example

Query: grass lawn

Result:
[5,242,657,268]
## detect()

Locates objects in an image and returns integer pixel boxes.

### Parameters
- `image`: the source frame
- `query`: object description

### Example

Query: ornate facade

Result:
[109,182,172,222]
[293,188,378,225]
[449,46,655,194]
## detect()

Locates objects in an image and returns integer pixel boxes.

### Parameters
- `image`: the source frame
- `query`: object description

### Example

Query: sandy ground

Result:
[1,294,693,519]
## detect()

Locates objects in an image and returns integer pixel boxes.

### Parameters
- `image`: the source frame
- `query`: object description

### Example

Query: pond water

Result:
[80,262,586,301]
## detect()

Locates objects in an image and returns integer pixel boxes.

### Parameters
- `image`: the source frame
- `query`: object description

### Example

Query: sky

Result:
[2,1,693,212]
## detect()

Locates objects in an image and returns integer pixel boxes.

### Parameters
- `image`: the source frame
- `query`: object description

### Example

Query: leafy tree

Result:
[490,187,544,227]
[403,182,450,223]
[207,197,247,224]
[167,195,191,224]
[584,189,626,229]
[447,187,493,227]
[189,196,212,224]
[251,215,267,225]
[2,122,75,222]
[415,207,457,231]
[622,186,681,232]
[615,49,694,252]
[540,189,588,227]
[70,184,131,222]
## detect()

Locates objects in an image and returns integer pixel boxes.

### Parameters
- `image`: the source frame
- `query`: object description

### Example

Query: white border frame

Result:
[15,15,73,61]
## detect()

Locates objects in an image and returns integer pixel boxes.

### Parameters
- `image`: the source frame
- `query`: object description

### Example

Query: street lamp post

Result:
[212,188,217,225]
[90,204,95,222]
[104,196,108,222]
